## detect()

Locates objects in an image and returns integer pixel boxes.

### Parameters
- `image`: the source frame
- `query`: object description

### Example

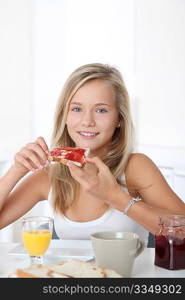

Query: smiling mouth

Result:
[78,131,99,137]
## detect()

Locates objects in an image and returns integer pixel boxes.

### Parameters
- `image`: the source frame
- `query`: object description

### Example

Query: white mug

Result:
[91,231,145,277]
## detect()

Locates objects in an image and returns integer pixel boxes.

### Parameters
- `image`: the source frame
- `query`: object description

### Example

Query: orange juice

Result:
[22,229,52,256]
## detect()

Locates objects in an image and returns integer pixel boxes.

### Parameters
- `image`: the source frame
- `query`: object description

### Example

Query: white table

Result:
[0,240,185,278]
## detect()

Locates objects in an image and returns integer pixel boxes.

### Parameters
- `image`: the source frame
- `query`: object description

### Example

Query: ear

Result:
[116,116,121,128]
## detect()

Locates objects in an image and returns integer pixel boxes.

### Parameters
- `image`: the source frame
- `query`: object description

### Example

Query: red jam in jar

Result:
[154,215,185,270]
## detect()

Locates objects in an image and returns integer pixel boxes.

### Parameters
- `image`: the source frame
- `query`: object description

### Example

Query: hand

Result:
[13,137,49,174]
[67,157,121,205]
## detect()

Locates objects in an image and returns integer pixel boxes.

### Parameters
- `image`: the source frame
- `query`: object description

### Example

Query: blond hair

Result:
[49,63,134,214]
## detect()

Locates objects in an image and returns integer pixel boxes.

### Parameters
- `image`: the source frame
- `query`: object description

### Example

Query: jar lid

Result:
[159,214,185,227]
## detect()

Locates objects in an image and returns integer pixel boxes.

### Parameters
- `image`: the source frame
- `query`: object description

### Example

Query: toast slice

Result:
[15,259,123,278]
[15,264,70,278]
[103,268,123,278]
[48,147,90,167]
[49,259,105,278]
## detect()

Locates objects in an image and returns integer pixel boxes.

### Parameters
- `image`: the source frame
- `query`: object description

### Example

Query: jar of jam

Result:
[154,214,185,270]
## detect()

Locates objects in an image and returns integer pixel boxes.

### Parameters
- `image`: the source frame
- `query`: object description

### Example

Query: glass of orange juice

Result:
[22,216,53,265]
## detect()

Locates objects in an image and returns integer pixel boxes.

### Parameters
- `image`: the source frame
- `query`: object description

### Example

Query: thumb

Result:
[86,157,108,171]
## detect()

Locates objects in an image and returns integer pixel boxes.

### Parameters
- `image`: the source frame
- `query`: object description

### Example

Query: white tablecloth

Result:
[0,240,185,278]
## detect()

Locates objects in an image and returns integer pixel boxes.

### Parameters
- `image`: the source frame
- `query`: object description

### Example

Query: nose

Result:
[81,111,95,127]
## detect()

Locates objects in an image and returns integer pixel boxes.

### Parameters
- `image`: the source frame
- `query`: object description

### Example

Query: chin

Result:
[71,135,108,153]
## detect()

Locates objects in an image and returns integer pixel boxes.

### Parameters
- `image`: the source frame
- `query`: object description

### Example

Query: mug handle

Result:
[129,239,145,257]
[135,239,145,257]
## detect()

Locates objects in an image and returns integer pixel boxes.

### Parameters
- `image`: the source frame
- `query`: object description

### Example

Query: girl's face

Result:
[66,79,119,156]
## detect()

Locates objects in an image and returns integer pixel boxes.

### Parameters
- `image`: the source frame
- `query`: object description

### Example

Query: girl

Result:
[0,63,184,243]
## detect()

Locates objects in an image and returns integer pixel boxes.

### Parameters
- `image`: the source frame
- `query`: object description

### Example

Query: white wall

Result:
[0,0,32,160]
[134,0,185,203]
[135,0,185,148]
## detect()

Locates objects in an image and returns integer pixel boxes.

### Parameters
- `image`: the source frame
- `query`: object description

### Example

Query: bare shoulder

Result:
[124,153,185,212]
[125,153,163,188]
[125,152,159,172]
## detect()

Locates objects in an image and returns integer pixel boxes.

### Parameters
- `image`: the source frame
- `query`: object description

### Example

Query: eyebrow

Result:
[70,102,111,107]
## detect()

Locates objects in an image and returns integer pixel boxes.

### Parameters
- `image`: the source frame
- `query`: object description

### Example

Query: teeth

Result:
[79,132,97,136]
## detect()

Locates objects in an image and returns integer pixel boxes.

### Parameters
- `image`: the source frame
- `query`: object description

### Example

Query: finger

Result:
[36,136,49,153]
[27,143,48,162]
[67,161,84,176]
[86,157,108,171]
[15,153,35,171]
[83,161,98,174]
[67,162,88,185]
[21,149,43,168]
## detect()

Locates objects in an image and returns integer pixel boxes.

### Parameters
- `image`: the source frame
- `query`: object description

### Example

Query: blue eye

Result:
[96,108,107,113]
[71,107,81,112]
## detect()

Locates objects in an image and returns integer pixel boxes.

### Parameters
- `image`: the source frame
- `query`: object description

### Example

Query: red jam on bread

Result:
[48,147,90,167]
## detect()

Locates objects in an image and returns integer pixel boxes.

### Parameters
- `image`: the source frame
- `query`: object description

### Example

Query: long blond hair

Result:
[49,63,134,214]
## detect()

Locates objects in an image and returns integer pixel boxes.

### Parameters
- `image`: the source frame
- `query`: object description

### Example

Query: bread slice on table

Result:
[49,259,105,278]
[103,268,123,278]
[16,264,70,278]
[15,259,123,278]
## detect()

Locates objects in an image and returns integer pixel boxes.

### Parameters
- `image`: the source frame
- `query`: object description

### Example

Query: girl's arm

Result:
[0,137,50,229]
[67,154,185,234]
[122,153,185,233]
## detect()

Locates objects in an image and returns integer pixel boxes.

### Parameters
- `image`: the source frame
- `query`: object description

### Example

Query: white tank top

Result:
[47,180,148,243]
